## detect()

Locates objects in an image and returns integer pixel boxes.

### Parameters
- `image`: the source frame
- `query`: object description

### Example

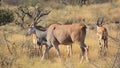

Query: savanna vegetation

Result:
[0,0,120,68]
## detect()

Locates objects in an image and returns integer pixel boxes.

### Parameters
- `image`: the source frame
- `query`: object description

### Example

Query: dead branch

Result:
[2,31,13,55]
[111,32,120,68]
[15,6,51,28]
[111,48,120,68]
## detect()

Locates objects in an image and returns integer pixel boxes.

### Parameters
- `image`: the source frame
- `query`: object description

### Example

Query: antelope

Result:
[22,5,51,56]
[26,24,73,57]
[96,18,108,55]
[26,25,47,56]
[32,33,43,56]
[41,23,89,63]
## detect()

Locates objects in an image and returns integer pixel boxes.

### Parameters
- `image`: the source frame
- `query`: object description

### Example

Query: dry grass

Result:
[45,2,120,25]
[0,23,119,68]
[0,2,120,68]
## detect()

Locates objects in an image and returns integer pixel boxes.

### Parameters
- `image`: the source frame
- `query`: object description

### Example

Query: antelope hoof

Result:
[80,56,84,64]
[41,56,44,61]
[86,58,89,63]
[80,60,83,64]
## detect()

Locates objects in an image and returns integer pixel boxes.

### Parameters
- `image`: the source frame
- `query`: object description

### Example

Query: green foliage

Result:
[0,9,14,26]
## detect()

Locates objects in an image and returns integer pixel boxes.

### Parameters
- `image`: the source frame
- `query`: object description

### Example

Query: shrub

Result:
[0,9,14,26]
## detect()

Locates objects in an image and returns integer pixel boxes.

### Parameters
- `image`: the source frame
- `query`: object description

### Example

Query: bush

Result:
[0,9,14,26]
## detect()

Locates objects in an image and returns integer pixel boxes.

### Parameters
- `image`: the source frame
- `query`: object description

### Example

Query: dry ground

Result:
[0,22,119,68]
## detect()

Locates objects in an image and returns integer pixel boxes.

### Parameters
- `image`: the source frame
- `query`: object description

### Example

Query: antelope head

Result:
[96,17,104,28]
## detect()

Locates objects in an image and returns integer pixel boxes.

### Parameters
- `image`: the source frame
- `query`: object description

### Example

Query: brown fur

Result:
[97,27,108,40]
[97,25,108,56]
[96,17,108,53]
[32,34,42,56]
[47,23,86,44]
[42,23,89,63]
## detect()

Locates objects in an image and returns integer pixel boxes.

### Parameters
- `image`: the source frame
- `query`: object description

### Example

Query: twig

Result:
[2,31,13,55]
[111,48,119,68]
[108,35,120,42]
[111,41,120,68]
[90,62,100,68]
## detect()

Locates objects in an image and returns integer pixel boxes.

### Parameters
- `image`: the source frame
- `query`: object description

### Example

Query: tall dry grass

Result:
[45,2,120,25]
[0,23,119,68]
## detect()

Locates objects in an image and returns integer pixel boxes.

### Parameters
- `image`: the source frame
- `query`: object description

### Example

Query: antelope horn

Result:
[101,17,104,25]
[33,22,37,26]
[97,17,100,26]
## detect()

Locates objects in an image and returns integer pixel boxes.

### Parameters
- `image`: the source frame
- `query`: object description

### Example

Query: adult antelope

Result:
[96,18,108,55]
[41,23,89,63]
[26,24,73,57]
